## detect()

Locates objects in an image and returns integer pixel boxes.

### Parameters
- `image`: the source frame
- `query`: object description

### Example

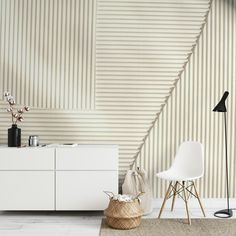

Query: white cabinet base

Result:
[0,145,118,211]
[0,171,54,210]
[56,171,118,210]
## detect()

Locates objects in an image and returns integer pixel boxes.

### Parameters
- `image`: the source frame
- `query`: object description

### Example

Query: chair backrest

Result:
[170,141,204,178]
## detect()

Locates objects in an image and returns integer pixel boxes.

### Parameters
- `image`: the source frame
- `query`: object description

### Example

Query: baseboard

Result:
[152,198,236,209]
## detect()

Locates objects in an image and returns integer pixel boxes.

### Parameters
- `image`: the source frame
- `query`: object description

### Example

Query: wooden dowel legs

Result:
[171,181,178,211]
[193,182,206,217]
[158,180,205,225]
[182,181,191,225]
[158,181,172,219]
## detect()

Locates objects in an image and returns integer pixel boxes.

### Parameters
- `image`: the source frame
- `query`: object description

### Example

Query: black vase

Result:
[8,124,21,147]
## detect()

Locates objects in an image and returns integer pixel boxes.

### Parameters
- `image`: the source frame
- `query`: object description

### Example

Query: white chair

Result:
[156,141,205,225]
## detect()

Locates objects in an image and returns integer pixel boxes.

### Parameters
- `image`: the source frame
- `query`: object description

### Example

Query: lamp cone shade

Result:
[213,91,229,112]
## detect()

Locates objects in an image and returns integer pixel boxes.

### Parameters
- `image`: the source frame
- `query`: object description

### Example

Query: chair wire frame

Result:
[158,180,206,225]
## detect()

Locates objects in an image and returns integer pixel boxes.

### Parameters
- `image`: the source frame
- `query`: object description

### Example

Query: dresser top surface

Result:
[0,144,118,149]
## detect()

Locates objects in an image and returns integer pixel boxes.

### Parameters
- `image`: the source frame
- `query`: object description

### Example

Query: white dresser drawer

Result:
[0,171,55,210]
[56,171,118,210]
[56,145,118,170]
[0,148,55,170]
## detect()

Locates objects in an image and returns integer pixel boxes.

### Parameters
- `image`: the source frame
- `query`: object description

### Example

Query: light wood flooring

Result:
[0,199,235,236]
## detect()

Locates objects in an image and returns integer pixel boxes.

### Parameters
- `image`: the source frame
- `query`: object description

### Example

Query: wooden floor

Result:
[0,199,235,236]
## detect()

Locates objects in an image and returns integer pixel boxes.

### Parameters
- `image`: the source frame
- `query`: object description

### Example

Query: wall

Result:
[0,0,96,109]
[2,0,233,198]
[137,0,236,198]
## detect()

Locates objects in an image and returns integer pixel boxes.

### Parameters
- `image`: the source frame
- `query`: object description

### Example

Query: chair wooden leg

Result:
[193,182,206,217]
[158,181,172,219]
[182,181,191,225]
[171,181,178,211]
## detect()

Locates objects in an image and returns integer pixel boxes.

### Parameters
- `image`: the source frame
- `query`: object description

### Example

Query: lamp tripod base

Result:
[214,209,233,218]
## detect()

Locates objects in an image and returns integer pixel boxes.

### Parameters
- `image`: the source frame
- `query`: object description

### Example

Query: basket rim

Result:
[108,198,140,203]
[104,210,143,218]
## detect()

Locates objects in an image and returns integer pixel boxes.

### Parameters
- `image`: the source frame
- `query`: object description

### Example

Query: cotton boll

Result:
[4,91,10,97]
[112,194,134,202]
[17,109,24,113]
[24,106,30,111]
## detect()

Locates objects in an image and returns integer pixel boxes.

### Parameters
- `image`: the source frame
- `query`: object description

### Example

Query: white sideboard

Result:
[0,145,118,211]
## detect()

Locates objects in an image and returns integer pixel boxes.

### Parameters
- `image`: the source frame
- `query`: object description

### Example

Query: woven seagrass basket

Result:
[104,192,143,230]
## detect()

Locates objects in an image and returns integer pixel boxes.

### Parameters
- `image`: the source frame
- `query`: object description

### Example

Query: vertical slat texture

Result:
[137,0,236,198]
[0,0,96,110]
[0,0,211,186]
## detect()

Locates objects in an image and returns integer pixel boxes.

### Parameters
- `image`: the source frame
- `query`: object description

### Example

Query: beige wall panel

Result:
[0,0,96,110]
[137,0,236,198]
[96,0,210,113]
[0,0,210,183]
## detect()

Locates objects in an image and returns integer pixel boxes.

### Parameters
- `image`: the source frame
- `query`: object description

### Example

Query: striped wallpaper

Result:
[137,0,236,198]
[96,0,209,112]
[1,0,233,198]
[0,0,96,110]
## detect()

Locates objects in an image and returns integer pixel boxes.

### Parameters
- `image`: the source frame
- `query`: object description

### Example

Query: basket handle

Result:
[103,191,115,199]
[134,192,145,199]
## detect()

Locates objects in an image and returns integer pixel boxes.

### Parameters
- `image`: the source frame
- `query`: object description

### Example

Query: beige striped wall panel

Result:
[96,0,210,113]
[0,0,210,185]
[0,101,154,178]
[137,0,236,198]
[95,0,210,178]
[0,0,96,110]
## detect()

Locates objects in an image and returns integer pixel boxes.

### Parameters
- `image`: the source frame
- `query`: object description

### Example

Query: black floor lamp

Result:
[213,91,233,218]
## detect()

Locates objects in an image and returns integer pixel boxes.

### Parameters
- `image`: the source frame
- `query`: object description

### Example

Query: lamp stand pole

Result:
[214,112,233,218]
[224,112,230,212]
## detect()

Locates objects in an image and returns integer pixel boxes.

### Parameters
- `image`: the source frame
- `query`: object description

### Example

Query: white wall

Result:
[2,0,234,198]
